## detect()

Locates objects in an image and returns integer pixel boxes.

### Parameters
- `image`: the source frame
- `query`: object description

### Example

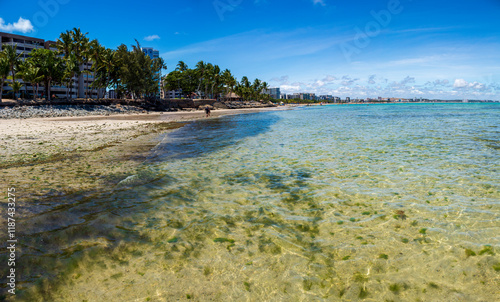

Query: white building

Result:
[165,89,182,99]
[0,31,104,99]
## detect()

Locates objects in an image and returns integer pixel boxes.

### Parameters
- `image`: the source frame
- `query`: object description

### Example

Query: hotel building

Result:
[0,31,104,99]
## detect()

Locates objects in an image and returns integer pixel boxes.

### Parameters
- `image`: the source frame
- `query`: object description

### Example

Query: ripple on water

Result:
[8,104,500,301]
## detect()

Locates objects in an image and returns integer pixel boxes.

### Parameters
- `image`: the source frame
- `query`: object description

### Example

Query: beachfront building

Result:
[301,93,315,100]
[165,89,183,99]
[0,31,104,99]
[263,87,280,99]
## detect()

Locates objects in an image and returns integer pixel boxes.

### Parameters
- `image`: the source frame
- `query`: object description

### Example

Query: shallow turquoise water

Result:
[12,103,500,301]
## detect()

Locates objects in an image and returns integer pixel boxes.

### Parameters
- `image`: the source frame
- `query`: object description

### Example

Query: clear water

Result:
[9,103,500,301]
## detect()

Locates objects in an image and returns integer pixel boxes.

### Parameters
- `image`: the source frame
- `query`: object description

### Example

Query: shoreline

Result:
[0,106,291,220]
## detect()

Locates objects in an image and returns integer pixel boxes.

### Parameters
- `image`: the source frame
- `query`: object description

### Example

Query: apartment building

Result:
[0,31,104,99]
[263,87,280,99]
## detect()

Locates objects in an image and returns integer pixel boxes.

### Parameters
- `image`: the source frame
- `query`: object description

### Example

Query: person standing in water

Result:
[205,106,211,117]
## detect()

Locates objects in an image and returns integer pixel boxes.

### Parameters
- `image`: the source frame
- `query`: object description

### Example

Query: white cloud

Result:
[270,75,290,85]
[368,74,376,84]
[144,35,160,41]
[453,79,487,91]
[0,17,34,33]
[341,75,359,86]
[280,84,300,92]
[453,78,468,88]
[434,79,449,86]
[322,75,337,82]
[313,0,326,6]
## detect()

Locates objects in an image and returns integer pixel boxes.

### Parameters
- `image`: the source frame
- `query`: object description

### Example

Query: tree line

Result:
[0,28,165,101]
[163,60,270,101]
[0,28,271,103]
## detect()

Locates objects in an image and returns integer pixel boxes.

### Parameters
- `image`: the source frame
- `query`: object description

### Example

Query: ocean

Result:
[13,103,500,301]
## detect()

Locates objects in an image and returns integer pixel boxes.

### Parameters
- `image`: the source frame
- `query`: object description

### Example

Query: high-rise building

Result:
[141,47,159,60]
[263,87,280,99]
[0,31,104,99]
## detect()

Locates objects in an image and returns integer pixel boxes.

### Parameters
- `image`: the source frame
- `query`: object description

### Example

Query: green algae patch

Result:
[464,248,476,257]
[493,263,500,272]
[213,238,235,243]
[478,246,494,256]
[167,237,179,243]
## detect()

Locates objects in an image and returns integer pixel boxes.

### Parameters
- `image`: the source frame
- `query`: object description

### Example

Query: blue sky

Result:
[1,0,500,99]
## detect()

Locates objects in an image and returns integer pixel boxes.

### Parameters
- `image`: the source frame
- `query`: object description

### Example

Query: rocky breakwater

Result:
[216,100,276,109]
[164,99,276,111]
[0,104,145,119]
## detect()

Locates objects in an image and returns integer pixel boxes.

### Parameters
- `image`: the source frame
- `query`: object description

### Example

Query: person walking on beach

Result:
[205,106,211,117]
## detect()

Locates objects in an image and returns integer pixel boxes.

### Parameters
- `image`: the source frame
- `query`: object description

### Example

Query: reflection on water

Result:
[2,104,499,301]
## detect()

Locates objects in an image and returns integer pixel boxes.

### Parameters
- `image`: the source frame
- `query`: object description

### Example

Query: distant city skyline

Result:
[1,0,499,100]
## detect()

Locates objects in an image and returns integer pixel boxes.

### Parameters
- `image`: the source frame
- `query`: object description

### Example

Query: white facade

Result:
[165,89,182,99]
[0,31,104,99]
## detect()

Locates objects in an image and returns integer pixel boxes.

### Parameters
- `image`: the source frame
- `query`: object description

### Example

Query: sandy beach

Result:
[0,107,289,219]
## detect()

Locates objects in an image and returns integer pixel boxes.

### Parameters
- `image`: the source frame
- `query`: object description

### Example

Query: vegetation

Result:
[1,27,276,103]
[162,60,270,101]
[1,28,166,101]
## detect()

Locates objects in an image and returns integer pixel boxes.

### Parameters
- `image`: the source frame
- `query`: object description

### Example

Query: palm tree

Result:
[17,61,32,99]
[210,64,221,99]
[29,49,65,101]
[261,81,269,102]
[63,54,79,99]
[8,80,23,99]
[176,61,188,72]
[56,30,73,59]
[238,76,251,101]
[93,48,115,97]
[221,69,235,101]
[252,78,262,101]
[195,60,206,97]
[88,39,104,98]
[69,28,89,98]
[3,45,22,83]
[57,30,77,98]
[22,62,43,100]
[0,54,10,102]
